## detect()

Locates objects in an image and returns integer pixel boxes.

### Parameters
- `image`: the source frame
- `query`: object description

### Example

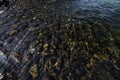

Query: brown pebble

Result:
[9,29,19,36]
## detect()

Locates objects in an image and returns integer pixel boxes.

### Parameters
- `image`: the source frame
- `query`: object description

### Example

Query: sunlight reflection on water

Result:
[0,10,4,14]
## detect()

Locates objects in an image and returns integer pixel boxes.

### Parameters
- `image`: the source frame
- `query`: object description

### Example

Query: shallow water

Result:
[0,10,4,14]
[0,0,120,79]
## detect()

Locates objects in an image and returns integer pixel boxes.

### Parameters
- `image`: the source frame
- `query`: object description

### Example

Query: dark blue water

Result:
[52,0,120,29]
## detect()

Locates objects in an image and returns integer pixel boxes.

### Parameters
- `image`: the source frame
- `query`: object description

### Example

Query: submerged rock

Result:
[29,64,38,79]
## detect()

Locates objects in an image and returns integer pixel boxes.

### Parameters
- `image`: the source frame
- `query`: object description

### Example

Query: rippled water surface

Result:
[52,0,120,29]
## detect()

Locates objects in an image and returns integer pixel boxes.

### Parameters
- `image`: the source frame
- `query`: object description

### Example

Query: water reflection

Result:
[0,50,7,68]
[0,10,4,14]
[55,0,120,29]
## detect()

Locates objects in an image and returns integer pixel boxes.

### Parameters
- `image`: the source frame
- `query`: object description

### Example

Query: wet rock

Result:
[18,22,28,30]
[43,43,49,48]
[9,29,19,36]
[6,37,14,44]
[29,64,38,79]
[19,65,30,80]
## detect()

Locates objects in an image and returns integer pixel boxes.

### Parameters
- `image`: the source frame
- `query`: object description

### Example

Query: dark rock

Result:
[18,22,28,30]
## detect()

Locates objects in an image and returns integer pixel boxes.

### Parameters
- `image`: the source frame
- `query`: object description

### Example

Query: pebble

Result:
[18,22,28,30]
[43,43,49,48]
[9,29,19,36]
[29,64,38,79]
